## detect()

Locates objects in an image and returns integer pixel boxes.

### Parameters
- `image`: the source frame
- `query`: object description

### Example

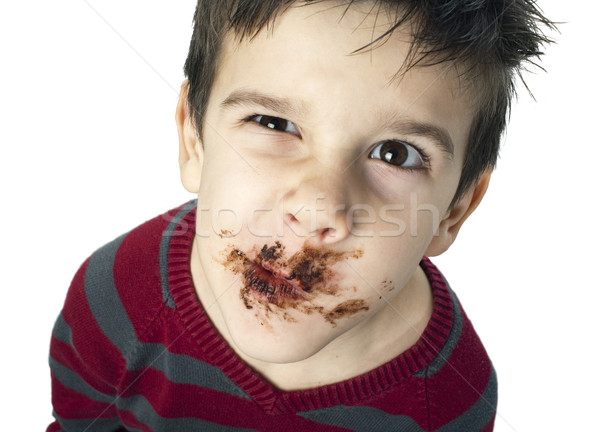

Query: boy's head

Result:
[176,1,552,363]
[182,0,553,208]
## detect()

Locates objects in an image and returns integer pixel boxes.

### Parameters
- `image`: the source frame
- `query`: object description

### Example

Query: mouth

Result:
[222,241,364,312]
[242,261,308,307]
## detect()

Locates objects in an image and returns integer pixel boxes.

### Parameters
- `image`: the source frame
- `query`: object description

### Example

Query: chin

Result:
[240,342,319,364]
[224,310,334,364]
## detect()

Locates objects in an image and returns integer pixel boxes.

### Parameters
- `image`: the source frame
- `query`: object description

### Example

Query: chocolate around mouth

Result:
[221,241,365,317]
[242,262,308,307]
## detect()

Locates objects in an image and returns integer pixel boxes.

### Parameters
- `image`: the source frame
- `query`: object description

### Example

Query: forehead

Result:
[210,1,475,159]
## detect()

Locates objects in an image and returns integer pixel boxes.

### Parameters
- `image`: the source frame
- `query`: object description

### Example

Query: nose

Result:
[279,174,351,245]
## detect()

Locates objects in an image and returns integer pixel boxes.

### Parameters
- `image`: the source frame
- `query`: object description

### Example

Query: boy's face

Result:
[182,2,477,363]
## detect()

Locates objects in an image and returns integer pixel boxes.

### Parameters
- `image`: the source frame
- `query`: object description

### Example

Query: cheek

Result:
[361,187,440,244]
[410,204,440,243]
[201,169,302,248]
[362,241,423,282]
[362,163,428,202]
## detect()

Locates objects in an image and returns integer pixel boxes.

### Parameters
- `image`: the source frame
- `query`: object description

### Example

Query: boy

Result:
[47,0,553,430]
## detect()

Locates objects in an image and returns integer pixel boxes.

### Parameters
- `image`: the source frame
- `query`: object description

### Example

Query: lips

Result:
[259,261,297,281]
[242,262,308,306]
[222,242,364,312]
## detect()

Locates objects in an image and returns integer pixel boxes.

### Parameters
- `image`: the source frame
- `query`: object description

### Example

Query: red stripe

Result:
[363,375,430,428]
[119,367,258,423]
[113,214,171,340]
[45,421,62,432]
[51,375,118,421]
[50,338,116,396]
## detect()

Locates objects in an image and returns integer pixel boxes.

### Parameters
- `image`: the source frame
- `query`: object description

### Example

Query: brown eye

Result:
[369,140,424,168]
[259,116,284,130]
[252,115,299,135]
[381,142,408,165]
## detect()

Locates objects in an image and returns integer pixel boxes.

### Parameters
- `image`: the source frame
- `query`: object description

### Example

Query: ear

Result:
[425,169,492,257]
[176,80,203,193]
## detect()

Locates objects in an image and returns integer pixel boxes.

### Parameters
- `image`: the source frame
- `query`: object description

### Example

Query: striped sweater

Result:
[48,200,497,431]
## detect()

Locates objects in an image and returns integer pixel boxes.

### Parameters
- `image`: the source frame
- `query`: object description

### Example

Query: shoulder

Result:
[57,201,197,366]
[418,260,497,431]
[86,201,196,318]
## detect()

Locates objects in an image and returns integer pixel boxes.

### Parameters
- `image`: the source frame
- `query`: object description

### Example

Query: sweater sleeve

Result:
[47,248,129,431]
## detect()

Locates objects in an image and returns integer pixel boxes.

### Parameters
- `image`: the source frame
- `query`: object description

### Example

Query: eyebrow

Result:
[220,90,309,119]
[221,89,454,158]
[388,117,455,158]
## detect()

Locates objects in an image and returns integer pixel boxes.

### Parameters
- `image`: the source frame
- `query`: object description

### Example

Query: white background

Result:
[1,1,597,430]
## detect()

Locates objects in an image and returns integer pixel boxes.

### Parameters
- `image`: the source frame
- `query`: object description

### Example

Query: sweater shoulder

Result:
[421,287,497,431]
[88,200,197,334]
[61,201,196,354]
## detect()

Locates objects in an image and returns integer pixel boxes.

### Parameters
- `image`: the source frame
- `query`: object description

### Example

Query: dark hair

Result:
[183,0,555,207]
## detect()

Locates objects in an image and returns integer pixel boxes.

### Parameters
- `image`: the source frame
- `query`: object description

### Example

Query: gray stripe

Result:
[52,313,73,346]
[52,412,132,432]
[116,394,256,432]
[50,355,116,404]
[414,286,463,378]
[83,223,249,399]
[298,366,497,432]
[130,343,250,399]
[159,199,197,308]
[299,405,423,432]
[84,231,133,356]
